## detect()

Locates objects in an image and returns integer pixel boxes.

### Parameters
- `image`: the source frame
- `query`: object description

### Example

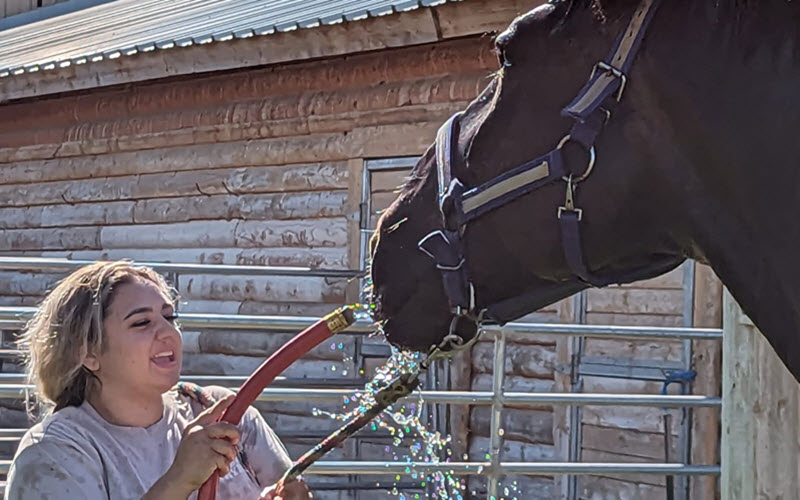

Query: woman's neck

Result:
[86,386,165,427]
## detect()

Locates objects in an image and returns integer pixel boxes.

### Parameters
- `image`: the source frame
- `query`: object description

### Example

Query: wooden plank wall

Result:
[577,269,689,499]
[0,35,497,305]
[721,290,800,500]
[569,265,722,500]
[2,0,34,18]
[0,32,501,500]
[1,0,65,18]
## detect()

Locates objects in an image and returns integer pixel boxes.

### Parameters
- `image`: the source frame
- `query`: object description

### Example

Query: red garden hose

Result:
[197,306,356,500]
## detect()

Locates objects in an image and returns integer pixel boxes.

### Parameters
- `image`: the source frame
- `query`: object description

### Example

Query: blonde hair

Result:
[19,261,177,413]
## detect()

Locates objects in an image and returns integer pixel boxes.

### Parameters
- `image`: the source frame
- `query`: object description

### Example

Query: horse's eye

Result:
[495,46,512,68]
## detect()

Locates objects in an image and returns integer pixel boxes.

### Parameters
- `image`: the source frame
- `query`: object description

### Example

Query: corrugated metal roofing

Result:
[0,0,462,79]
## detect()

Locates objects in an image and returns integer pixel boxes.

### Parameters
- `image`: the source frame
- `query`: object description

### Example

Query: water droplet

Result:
[320,344,465,498]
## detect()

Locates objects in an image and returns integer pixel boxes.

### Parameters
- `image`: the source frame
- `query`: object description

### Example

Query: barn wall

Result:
[0,28,505,500]
[1,0,66,19]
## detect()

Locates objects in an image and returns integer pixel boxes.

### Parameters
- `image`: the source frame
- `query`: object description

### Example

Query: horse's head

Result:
[370,1,688,353]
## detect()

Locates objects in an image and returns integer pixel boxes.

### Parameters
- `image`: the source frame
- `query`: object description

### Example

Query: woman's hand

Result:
[260,479,312,500]
[165,395,241,495]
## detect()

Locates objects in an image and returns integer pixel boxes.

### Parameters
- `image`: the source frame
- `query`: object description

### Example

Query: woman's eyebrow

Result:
[124,307,152,320]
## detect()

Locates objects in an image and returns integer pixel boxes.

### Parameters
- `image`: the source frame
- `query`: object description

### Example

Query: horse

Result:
[368,0,800,381]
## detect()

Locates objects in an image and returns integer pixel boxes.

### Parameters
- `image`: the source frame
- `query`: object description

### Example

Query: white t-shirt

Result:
[5,386,292,500]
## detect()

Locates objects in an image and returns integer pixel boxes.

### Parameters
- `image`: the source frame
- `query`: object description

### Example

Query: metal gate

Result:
[0,257,721,498]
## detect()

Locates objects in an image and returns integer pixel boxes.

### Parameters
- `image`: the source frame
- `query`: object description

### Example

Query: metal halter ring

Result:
[557,134,596,183]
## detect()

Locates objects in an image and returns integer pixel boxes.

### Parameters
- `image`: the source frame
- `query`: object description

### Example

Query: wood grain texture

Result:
[721,290,800,500]
[0,0,520,102]
[690,263,722,500]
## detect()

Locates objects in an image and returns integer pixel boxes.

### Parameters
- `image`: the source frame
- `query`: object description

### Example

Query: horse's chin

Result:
[381,310,480,355]
[381,317,449,353]
[372,279,454,352]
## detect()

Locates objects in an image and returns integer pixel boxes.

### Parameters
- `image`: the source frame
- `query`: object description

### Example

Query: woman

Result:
[5,261,310,500]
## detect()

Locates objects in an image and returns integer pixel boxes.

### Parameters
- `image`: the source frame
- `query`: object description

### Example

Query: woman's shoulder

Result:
[9,412,107,499]
[11,407,105,481]
[15,406,104,459]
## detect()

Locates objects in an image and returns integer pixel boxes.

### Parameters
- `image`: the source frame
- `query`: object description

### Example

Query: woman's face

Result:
[85,278,182,400]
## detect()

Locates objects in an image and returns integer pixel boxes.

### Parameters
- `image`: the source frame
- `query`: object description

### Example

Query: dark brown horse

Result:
[369,0,800,380]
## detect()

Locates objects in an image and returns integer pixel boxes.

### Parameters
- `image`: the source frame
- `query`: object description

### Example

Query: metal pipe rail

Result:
[0,385,721,407]
[0,256,723,497]
[0,307,376,333]
[0,307,723,340]
[0,459,719,477]
[0,256,361,279]
[306,462,721,476]
[0,373,376,389]
[484,323,723,341]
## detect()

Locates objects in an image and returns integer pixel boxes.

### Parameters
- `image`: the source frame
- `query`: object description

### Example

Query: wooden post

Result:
[553,296,576,500]
[722,290,800,499]
[345,158,364,305]
[690,263,722,500]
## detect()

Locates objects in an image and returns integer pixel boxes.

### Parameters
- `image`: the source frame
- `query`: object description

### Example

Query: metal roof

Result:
[0,0,461,79]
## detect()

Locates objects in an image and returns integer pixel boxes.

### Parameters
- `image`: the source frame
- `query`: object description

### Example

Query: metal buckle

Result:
[599,107,612,124]
[557,175,583,221]
[590,61,627,101]
[374,371,420,407]
[421,328,482,370]
[557,206,583,221]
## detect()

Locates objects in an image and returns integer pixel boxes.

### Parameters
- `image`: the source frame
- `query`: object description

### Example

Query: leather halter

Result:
[418,0,683,330]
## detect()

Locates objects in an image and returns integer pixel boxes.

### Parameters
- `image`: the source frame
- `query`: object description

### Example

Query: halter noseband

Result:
[418,0,683,334]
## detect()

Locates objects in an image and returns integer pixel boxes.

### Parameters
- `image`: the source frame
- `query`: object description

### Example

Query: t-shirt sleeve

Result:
[5,440,107,500]
[239,405,293,487]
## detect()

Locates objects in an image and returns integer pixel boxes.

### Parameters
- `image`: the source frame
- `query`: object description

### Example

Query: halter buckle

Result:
[421,322,482,370]
[558,176,583,221]
[590,61,628,101]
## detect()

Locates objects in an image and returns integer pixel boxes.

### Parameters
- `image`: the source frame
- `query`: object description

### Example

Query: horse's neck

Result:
[652,1,800,379]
